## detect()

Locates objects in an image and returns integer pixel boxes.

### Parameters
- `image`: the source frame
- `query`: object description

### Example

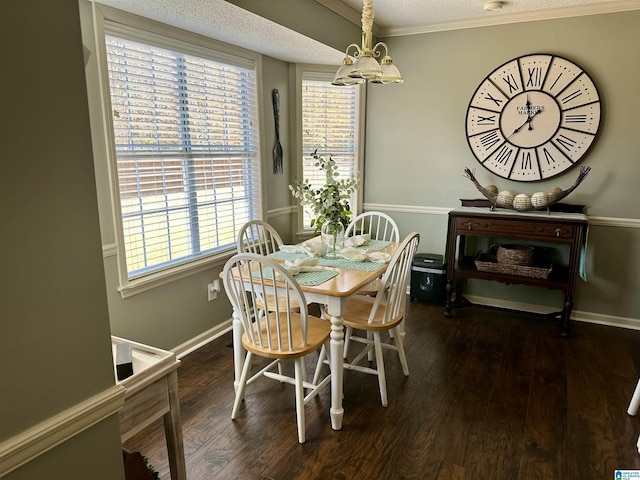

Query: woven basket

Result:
[475,252,552,279]
[496,244,535,266]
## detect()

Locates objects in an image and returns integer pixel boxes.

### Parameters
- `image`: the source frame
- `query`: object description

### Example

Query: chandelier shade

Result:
[332,0,402,86]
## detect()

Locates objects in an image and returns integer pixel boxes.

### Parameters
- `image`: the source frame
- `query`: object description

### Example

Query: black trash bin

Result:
[410,253,446,303]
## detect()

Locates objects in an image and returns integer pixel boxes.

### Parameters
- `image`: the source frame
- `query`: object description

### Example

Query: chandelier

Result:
[332,0,402,86]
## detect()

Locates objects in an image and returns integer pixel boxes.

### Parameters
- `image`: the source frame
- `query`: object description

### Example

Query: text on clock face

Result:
[517,105,544,115]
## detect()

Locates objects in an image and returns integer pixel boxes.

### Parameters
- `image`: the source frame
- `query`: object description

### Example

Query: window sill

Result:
[117,249,234,299]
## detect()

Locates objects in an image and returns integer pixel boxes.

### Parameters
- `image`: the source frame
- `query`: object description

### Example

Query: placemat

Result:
[268,251,386,272]
[318,257,386,272]
[253,268,339,286]
[360,239,392,251]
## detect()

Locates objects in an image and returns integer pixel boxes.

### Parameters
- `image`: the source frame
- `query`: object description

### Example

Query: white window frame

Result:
[92,5,263,298]
[292,64,365,235]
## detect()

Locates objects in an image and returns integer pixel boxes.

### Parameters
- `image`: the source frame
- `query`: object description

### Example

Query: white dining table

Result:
[230,239,398,430]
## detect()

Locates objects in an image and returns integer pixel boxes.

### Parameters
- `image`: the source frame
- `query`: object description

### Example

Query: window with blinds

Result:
[301,73,362,229]
[103,30,261,280]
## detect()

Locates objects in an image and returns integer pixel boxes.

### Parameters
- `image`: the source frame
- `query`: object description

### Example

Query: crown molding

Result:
[316,0,640,38]
[381,0,640,36]
[315,0,384,37]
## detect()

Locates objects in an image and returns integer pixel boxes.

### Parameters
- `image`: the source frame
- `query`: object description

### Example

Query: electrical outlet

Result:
[207,280,220,301]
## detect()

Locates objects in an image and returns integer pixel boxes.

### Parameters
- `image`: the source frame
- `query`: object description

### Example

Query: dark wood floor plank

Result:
[436,461,466,480]
[465,404,524,480]
[563,325,640,479]
[123,301,640,480]
[518,326,567,480]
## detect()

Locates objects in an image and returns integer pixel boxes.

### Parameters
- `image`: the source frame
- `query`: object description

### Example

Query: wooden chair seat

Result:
[242,313,330,359]
[342,295,403,332]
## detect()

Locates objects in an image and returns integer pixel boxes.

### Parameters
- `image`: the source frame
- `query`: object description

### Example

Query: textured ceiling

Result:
[335,0,640,32]
[94,0,344,65]
[93,0,640,64]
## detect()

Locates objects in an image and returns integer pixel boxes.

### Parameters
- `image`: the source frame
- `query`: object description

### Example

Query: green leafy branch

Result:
[289,150,360,232]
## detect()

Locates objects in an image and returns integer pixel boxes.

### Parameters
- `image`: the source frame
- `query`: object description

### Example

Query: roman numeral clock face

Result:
[466,54,601,181]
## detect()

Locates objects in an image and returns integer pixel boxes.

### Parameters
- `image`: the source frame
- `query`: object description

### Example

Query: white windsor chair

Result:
[222,253,332,443]
[314,232,420,407]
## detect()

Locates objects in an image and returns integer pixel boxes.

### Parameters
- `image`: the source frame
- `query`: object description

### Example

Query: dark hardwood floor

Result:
[124,300,640,479]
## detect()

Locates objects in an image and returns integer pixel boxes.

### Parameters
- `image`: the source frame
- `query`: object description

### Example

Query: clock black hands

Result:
[508,109,541,139]
[526,94,534,130]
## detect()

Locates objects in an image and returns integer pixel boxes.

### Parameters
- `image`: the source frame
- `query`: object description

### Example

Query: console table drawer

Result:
[454,217,576,240]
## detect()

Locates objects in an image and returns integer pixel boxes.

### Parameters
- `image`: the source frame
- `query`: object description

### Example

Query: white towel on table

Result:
[279,241,326,258]
[282,257,323,276]
[343,234,371,248]
[339,247,391,263]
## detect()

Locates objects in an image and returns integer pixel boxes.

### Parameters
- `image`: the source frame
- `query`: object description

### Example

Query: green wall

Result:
[1,1,124,478]
[363,11,640,320]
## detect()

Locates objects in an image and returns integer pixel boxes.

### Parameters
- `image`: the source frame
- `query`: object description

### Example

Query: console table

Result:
[444,206,588,336]
[112,336,187,480]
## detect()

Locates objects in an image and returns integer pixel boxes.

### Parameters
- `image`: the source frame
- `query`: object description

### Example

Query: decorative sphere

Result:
[531,192,549,209]
[513,194,532,211]
[485,184,499,195]
[547,186,563,202]
[496,190,514,208]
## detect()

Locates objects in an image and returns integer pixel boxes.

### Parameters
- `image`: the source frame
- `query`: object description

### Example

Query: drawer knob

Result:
[468,224,472,230]
[555,228,561,237]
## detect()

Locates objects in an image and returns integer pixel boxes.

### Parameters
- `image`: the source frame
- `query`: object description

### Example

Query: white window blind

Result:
[301,73,361,229]
[104,31,260,279]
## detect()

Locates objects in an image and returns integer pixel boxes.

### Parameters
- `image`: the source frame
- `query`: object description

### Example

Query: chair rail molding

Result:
[364,203,450,216]
[268,205,296,218]
[0,385,126,477]
[363,203,640,229]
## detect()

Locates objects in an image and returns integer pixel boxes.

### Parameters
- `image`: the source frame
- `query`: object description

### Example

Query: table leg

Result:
[561,295,573,337]
[444,281,454,317]
[232,309,244,392]
[328,312,345,430]
[163,371,187,480]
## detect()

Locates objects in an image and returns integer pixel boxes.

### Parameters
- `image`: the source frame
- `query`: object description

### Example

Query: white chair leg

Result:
[367,331,374,362]
[313,345,326,385]
[232,352,253,419]
[373,332,388,407]
[301,356,308,383]
[393,327,409,376]
[344,326,353,358]
[628,379,640,415]
[294,358,306,443]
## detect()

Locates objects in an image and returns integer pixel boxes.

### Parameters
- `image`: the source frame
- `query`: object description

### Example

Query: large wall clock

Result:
[465,53,601,182]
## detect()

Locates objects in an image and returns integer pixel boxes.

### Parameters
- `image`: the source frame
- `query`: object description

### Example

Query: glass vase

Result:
[321,221,345,259]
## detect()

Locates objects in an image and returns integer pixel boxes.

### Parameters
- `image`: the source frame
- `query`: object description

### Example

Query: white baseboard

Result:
[0,385,126,477]
[464,294,640,330]
[172,318,233,359]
